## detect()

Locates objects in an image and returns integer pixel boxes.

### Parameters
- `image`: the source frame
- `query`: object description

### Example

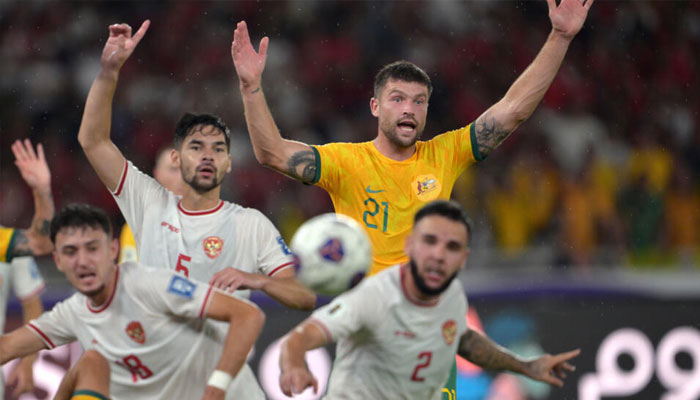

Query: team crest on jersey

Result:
[442,320,457,345]
[126,321,146,344]
[415,174,441,202]
[203,236,224,259]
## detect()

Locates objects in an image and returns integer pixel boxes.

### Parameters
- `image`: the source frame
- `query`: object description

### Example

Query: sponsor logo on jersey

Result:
[203,236,224,259]
[415,174,441,202]
[168,275,196,299]
[160,221,180,233]
[328,304,342,315]
[442,319,457,345]
[365,185,385,194]
[394,330,416,339]
[126,321,146,344]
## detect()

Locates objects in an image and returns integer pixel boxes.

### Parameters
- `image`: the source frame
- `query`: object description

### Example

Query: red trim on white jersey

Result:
[87,266,120,313]
[27,323,55,349]
[267,261,294,277]
[177,200,224,216]
[199,285,214,318]
[308,318,333,343]
[16,284,46,302]
[113,159,128,196]
[400,265,439,307]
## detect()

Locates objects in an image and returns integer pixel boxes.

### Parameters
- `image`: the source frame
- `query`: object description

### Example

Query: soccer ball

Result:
[290,213,372,296]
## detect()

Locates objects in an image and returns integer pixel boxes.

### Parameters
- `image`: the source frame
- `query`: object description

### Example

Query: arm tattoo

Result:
[458,330,519,372]
[474,116,511,157]
[36,219,50,236]
[250,87,261,94]
[286,150,317,183]
[10,230,34,258]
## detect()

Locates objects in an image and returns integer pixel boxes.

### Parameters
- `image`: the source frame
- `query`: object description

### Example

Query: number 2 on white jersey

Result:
[411,351,432,382]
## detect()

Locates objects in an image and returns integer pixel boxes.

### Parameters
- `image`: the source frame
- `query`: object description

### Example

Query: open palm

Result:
[11,139,50,190]
[547,0,593,39]
[231,21,269,88]
[101,20,150,72]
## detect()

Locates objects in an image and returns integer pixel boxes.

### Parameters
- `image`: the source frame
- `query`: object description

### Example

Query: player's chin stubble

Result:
[409,259,457,297]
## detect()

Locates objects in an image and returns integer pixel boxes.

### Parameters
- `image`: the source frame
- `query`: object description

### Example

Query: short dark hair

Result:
[173,113,231,152]
[373,61,433,98]
[414,200,472,246]
[50,203,113,243]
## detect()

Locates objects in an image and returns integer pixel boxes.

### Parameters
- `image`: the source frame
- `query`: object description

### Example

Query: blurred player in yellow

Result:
[232,0,594,276]
[2,139,54,262]
[118,146,183,263]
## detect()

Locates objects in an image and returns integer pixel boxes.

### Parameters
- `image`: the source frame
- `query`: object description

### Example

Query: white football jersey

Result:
[111,160,295,298]
[0,256,45,396]
[310,265,468,400]
[28,262,264,400]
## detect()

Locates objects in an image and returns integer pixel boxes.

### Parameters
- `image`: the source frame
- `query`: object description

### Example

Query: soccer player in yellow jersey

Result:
[118,145,183,263]
[232,0,594,276]
[233,0,593,397]
[1,139,55,262]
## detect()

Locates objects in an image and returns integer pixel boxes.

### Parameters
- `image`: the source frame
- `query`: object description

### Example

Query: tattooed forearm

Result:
[474,116,512,157]
[34,219,50,237]
[458,330,523,373]
[9,230,34,258]
[286,150,317,183]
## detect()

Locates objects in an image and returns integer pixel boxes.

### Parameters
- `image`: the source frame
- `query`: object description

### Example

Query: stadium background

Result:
[1,1,699,399]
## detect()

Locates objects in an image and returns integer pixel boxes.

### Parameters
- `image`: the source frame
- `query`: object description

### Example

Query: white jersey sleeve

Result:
[11,256,45,300]
[125,263,216,319]
[309,279,384,342]
[249,209,295,277]
[111,160,169,239]
[28,296,80,349]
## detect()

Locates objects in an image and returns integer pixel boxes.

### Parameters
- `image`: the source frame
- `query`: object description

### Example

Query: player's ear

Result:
[52,250,64,272]
[370,97,380,118]
[171,149,180,168]
[110,238,119,262]
[226,154,232,173]
[404,233,413,256]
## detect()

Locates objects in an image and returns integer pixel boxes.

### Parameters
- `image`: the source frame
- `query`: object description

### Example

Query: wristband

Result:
[207,370,233,391]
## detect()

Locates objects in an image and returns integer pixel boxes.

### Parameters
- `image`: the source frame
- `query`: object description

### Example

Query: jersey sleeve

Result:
[10,256,45,301]
[111,160,168,239]
[310,143,354,194]
[28,297,80,349]
[0,226,16,263]
[308,279,383,342]
[429,123,480,178]
[250,210,295,277]
[118,223,138,263]
[128,265,216,319]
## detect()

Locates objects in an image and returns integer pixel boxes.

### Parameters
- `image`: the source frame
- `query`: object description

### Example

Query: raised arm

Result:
[279,320,328,396]
[473,0,593,157]
[458,329,579,387]
[77,20,150,191]
[231,21,317,183]
[201,291,265,400]
[10,139,54,257]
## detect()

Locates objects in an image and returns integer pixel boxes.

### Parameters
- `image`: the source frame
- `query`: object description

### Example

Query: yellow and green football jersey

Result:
[0,225,16,263]
[312,123,480,275]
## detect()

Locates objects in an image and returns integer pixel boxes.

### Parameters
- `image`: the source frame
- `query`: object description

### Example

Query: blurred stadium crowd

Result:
[2,1,699,270]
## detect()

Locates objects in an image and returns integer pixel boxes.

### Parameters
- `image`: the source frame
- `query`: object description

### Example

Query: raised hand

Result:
[11,139,50,192]
[231,21,269,89]
[546,0,593,40]
[101,20,150,73]
[524,348,580,387]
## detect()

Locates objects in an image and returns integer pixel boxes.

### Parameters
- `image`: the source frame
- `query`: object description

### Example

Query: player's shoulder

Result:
[315,141,374,155]
[356,265,403,299]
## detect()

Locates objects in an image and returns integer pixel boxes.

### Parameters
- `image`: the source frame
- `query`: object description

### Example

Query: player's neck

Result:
[372,135,416,161]
[180,186,222,211]
[88,265,117,308]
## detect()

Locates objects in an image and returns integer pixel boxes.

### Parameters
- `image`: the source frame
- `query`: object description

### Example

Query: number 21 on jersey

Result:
[363,197,389,232]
